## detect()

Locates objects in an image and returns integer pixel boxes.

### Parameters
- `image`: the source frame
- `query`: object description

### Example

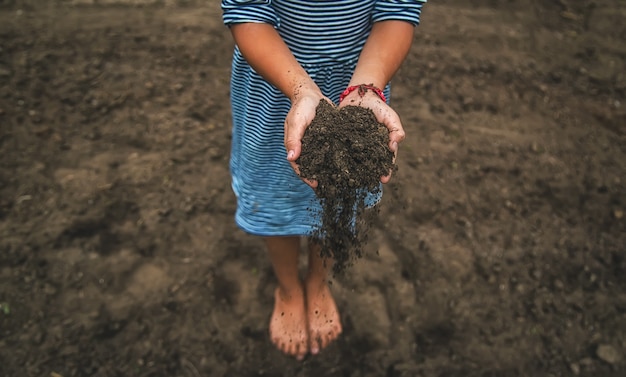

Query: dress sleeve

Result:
[372,0,426,26]
[221,0,279,27]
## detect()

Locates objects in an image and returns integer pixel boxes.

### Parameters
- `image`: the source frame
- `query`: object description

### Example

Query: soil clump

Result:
[297,100,395,274]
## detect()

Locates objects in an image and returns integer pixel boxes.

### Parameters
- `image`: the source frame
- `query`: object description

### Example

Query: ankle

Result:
[276,284,304,301]
[305,276,329,294]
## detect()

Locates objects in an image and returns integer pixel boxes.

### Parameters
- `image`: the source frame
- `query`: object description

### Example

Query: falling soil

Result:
[297,100,395,274]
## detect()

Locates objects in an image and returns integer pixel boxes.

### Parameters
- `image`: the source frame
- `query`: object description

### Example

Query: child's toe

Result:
[309,335,321,354]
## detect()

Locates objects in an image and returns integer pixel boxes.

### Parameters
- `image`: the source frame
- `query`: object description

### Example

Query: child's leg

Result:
[304,241,343,354]
[264,236,308,360]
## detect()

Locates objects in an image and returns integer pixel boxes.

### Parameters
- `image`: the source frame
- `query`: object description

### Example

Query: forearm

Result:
[350,21,415,88]
[230,23,320,101]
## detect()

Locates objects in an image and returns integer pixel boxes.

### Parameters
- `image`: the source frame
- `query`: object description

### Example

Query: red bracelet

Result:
[339,84,387,103]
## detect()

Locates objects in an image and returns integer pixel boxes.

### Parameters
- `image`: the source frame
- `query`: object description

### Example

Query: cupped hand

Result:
[338,90,405,184]
[284,85,332,189]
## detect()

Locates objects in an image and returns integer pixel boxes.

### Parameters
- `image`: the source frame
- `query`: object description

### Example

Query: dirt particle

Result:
[596,344,622,365]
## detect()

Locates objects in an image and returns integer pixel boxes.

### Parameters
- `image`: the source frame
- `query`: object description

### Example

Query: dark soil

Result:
[0,1,625,377]
[298,100,394,274]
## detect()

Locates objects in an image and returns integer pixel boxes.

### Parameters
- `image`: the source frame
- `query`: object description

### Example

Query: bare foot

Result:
[306,282,342,355]
[269,287,308,360]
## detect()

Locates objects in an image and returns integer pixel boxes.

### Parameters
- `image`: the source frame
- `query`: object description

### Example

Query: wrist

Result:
[339,84,386,104]
[288,79,322,103]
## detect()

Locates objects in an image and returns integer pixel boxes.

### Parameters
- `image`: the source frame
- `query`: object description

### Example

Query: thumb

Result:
[286,142,301,161]
[378,109,405,153]
[285,123,304,161]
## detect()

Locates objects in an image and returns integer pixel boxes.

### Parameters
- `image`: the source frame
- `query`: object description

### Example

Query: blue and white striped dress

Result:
[221,0,425,236]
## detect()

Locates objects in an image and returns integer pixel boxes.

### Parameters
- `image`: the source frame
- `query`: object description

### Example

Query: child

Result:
[221,0,426,360]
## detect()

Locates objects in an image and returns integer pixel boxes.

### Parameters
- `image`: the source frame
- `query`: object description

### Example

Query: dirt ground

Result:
[0,0,624,376]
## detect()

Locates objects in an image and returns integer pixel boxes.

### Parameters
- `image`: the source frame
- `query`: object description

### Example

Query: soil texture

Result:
[0,1,625,377]
[298,100,394,274]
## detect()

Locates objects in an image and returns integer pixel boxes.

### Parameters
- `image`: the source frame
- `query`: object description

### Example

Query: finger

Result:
[380,173,392,184]
[303,178,319,189]
[380,147,398,184]
[289,161,318,188]
[286,140,301,162]
[369,103,405,151]
[385,116,405,150]
[285,117,305,162]
[285,97,322,161]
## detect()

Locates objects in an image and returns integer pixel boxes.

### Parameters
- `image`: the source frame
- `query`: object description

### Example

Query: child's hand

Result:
[284,85,332,189]
[338,89,406,184]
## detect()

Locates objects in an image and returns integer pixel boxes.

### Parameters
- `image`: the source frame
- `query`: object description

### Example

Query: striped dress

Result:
[221,0,425,236]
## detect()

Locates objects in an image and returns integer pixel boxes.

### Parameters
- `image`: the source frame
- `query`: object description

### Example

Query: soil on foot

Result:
[297,100,395,274]
[305,282,343,355]
[270,287,308,360]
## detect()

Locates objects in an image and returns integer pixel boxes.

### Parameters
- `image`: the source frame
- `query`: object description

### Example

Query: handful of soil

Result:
[297,100,396,274]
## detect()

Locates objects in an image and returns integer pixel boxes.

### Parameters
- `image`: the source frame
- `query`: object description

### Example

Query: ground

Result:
[0,0,624,376]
